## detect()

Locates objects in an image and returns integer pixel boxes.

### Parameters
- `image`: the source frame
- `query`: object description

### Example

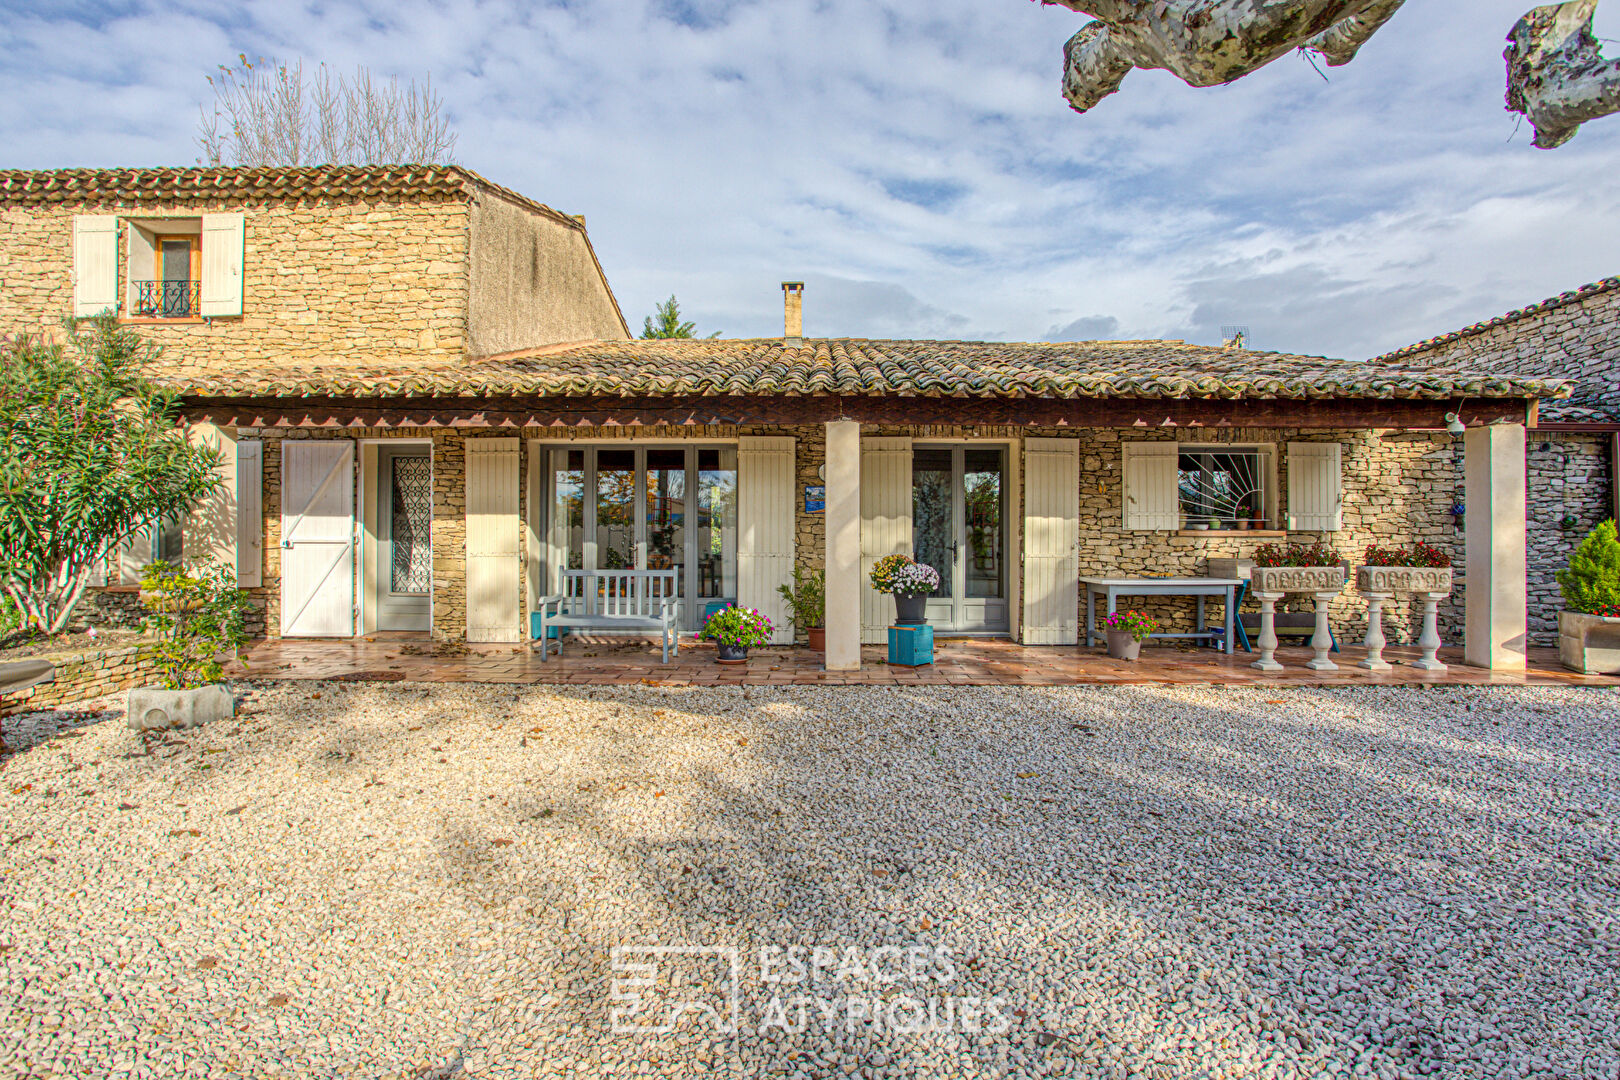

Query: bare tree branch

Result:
[1507,0,1620,148]
[195,57,457,166]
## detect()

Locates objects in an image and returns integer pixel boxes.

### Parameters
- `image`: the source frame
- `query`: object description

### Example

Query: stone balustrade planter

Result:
[1355,566,1455,672]
[1248,565,1347,673]
[1559,611,1620,675]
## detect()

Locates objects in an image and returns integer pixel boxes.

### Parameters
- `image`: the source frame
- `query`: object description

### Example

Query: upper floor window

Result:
[134,228,202,318]
[72,213,243,320]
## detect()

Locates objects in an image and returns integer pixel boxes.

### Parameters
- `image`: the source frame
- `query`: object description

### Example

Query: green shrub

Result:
[1557,519,1620,615]
[776,566,825,630]
[139,561,252,689]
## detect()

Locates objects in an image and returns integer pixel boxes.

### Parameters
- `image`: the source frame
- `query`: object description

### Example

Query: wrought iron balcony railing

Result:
[132,280,201,318]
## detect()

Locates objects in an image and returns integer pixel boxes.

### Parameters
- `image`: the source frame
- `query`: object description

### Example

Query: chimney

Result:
[782,281,805,347]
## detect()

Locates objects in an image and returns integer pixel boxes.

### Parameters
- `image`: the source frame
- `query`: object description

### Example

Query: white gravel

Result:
[1,681,1617,1079]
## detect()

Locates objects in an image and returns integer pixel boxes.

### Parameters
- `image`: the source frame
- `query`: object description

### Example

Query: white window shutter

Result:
[236,440,263,586]
[737,435,796,644]
[1122,442,1179,530]
[1022,437,1080,645]
[1286,442,1343,531]
[116,524,158,585]
[72,215,119,317]
[859,437,913,644]
[200,212,245,317]
[466,438,522,642]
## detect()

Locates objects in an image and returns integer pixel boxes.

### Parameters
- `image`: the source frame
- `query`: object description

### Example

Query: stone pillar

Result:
[1250,591,1283,672]
[1464,424,1527,670]
[1359,592,1393,672]
[823,420,861,671]
[1413,591,1449,671]
[1306,591,1340,671]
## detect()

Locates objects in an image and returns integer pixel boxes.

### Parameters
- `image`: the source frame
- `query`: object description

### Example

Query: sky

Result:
[3,0,1617,359]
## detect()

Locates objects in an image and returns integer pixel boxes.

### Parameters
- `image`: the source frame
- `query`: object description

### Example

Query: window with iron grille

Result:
[1177,446,1272,528]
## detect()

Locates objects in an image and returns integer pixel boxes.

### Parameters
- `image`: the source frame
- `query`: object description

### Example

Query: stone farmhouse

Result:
[0,164,1597,672]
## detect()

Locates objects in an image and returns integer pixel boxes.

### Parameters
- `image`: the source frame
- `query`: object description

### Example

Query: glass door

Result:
[545,445,736,629]
[912,445,1008,633]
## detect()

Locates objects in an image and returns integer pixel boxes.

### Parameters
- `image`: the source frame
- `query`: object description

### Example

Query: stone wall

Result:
[0,197,470,368]
[0,643,164,717]
[1528,433,1612,641]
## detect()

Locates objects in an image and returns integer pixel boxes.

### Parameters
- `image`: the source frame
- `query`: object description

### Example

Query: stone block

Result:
[127,684,235,731]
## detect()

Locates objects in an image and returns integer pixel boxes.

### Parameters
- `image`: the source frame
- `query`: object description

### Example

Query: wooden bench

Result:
[534,569,681,663]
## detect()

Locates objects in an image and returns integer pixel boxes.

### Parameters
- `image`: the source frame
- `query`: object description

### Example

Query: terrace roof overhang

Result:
[181,393,1544,432]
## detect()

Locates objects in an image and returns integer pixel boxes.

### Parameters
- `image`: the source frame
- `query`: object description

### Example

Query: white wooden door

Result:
[737,436,796,644]
[280,441,355,637]
[860,437,912,643]
[466,438,522,642]
[1022,437,1079,645]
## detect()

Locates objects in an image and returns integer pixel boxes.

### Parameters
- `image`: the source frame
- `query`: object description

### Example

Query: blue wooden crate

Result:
[529,612,569,640]
[887,624,934,667]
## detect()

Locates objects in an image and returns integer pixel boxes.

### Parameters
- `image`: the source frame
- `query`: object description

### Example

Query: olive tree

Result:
[1038,0,1620,148]
[0,317,224,637]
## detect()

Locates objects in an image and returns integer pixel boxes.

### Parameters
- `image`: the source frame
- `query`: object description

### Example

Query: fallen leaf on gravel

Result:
[266,994,288,1007]
[872,868,889,877]
[225,805,246,815]
[7,834,32,845]
[408,726,423,731]
[117,802,138,810]
[1017,771,1037,779]
[920,917,933,930]
[654,791,665,798]
[169,828,201,837]
[310,692,322,700]
[737,737,749,746]
[10,785,31,794]
[492,839,513,846]
[203,748,226,755]
[195,957,218,970]
[529,727,544,733]
[1266,700,1286,705]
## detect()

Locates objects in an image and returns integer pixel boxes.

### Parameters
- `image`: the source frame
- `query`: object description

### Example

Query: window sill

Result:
[118,317,204,325]
[1176,529,1288,538]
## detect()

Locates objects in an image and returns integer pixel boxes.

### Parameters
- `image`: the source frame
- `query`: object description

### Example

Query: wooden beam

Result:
[183,394,1540,431]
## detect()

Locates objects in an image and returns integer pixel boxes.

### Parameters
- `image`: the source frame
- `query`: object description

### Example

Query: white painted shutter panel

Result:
[200,212,245,317]
[280,441,355,637]
[859,437,913,644]
[737,435,796,644]
[1023,437,1080,645]
[72,215,119,317]
[1122,442,1179,530]
[236,440,263,586]
[116,524,158,584]
[466,438,522,643]
[1286,442,1343,531]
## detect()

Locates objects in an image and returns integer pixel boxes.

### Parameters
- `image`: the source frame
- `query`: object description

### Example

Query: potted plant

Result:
[1103,609,1158,660]
[1357,542,1455,671]
[701,605,773,665]
[129,561,251,731]
[869,554,940,626]
[1556,519,1620,674]
[776,566,826,650]
[1249,541,1347,672]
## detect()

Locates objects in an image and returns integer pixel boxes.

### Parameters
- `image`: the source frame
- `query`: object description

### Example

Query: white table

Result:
[1082,577,1245,655]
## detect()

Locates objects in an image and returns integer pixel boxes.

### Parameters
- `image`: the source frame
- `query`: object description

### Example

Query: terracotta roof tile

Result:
[0,164,585,231]
[149,337,1566,402]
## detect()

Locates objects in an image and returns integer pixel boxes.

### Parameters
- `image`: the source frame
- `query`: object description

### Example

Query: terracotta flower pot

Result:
[1105,629,1142,661]
[806,627,825,651]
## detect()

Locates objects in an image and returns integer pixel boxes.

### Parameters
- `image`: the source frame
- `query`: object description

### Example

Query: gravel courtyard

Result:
[1,682,1616,1080]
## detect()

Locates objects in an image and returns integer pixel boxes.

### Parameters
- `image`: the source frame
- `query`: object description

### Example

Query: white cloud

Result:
[1,0,1616,358]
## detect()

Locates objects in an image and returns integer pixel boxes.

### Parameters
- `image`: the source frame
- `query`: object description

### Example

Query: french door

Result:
[546,445,737,629]
[913,445,1009,633]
